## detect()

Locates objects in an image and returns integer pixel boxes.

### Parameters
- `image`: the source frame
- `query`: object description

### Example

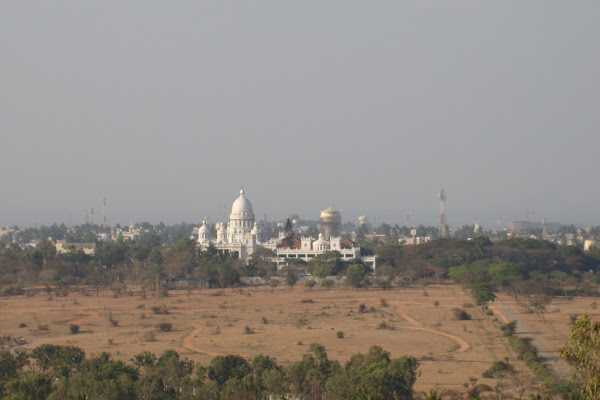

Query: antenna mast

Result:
[438,188,447,238]
[103,197,107,235]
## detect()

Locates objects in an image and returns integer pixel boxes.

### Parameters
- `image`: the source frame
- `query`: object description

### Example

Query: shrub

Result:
[358,304,367,313]
[337,331,344,339]
[69,324,80,334]
[151,305,169,315]
[462,302,474,308]
[434,301,440,306]
[321,279,334,289]
[300,299,314,303]
[18,323,27,328]
[377,321,395,330]
[108,312,119,327]
[244,326,255,334]
[157,322,172,332]
[262,316,268,324]
[499,321,517,337]
[485,310,494,316]
[451,308,471,320]
[1,285,25,297]
[380,299,389,307]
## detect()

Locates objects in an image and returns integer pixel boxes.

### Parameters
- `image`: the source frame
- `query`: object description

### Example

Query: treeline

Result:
[0,343,418,400]
[374,237,600,297]
[0,222,200,247]
[2,235,600,296]
[0,235,373,290]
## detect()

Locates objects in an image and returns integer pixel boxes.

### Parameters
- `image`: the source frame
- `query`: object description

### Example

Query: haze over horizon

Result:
[1,1,599,229]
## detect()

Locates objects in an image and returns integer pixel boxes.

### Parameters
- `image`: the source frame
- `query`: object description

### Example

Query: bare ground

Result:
[0,283,589,395]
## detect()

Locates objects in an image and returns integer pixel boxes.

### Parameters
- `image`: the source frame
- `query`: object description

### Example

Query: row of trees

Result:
[373,237,600,298]
[0,344,418,400]
[2,233,600,296]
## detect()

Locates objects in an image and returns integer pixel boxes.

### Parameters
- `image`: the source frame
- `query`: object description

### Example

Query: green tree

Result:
[249,248,276,279]
[345,264,367,288]
[561,314,600,399]
[304,280,316,291]
[468,282,496,312]
[321,279,334,290]
[2,373,52,400]
[529,296,551,323]
[285,269,299,290]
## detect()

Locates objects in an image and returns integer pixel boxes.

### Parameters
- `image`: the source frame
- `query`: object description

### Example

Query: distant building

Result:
[196,188,265,266]
[400,236,432,245]
[55,242,95,255]
[194,189,376,269]
[270,233,376,268]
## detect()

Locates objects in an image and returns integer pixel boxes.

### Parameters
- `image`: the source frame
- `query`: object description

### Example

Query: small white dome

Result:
[198,222,210,234]
[313,233,330,249]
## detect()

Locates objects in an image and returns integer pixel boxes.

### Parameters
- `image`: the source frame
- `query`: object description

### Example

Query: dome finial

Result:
[240,187,244,196]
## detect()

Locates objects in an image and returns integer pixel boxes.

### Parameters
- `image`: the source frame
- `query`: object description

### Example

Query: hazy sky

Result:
[1,1,599,229]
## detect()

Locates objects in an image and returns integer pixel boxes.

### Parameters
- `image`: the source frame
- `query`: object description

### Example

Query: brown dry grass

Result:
[0,283,585,394]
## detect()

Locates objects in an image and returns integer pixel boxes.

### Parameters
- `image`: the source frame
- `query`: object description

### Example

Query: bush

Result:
[157,322,172,332]
[69,324,80,334]
[380,299,389,307]
[18,323,27,328]
[499,321,517,337]
[244,326,255,334]
[377,321,395,330]
[337,331,344,339]
[462,302,474,308]
[262,316,268,324]
[151,305,169,315]
[485,310,494,316]
[451,308,471,320]
[1,285,25,297]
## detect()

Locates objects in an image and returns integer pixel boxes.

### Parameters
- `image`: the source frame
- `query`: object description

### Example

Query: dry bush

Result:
[157,322,172,332]
[451,308,471,320]
[377,321,395,330]
[150,305,169,315]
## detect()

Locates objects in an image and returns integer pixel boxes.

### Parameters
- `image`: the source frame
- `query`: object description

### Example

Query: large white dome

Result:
[230,188,255,219]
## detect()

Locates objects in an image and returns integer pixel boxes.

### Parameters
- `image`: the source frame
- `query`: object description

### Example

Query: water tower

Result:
[319,207,341,238]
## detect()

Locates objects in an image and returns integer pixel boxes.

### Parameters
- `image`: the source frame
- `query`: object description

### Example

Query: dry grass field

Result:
[0,283,591,395]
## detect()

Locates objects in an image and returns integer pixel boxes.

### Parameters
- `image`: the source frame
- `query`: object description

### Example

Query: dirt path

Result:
[395,304,470,355]
[180,324,222,357]
[490,297,571,380]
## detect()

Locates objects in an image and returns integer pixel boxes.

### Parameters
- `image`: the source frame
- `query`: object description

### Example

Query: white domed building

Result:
[195,188,376,269]
[196,188,264,265]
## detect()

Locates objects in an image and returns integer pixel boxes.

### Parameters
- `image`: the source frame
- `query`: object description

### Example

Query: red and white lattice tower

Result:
[438,188,447,237]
